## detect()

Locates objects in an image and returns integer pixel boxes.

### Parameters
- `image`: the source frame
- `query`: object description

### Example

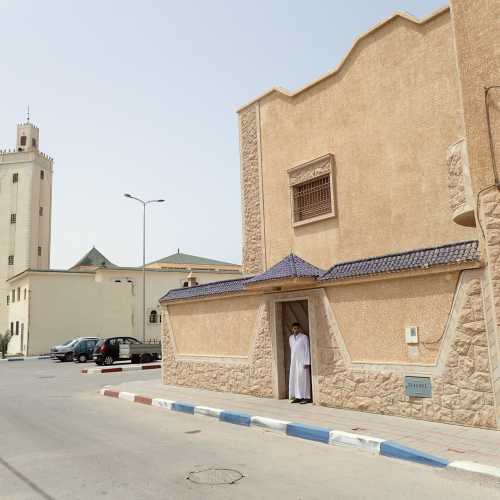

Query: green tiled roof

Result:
[148,251,238,267]
[71,247,118,269]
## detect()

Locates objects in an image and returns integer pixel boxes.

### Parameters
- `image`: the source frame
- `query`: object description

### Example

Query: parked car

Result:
[120,339,161,364]
[72,337,100,363]
[93,337,139,366]
[93,337,161,366]
[50,337,99,362]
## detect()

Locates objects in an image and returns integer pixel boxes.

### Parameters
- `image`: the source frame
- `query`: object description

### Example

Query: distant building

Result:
[0,122,241,355]
[6,247,240,355]
[160,1,500,430]
[0,121,53,340]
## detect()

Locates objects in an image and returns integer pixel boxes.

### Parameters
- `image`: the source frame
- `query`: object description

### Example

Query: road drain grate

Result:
[187,468,244,485]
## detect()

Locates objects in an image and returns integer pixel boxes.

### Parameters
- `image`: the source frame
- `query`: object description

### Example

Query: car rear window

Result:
[94,340,104,349]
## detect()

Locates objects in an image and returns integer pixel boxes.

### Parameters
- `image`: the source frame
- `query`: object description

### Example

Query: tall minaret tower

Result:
[0,118,53,335]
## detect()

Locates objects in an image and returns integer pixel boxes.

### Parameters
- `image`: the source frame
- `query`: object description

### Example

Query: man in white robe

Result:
[289,322,311,404]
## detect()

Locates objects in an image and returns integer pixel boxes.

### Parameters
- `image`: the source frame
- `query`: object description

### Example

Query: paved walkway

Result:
[109,379,500,469]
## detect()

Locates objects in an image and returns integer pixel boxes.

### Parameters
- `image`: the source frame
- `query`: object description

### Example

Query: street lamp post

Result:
[124,194,165,342]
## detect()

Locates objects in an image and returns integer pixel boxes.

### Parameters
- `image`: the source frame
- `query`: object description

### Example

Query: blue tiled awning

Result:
[160,277,252,302]
[247,253,324,285]
[319,240,479,282]
[160,241,480,303]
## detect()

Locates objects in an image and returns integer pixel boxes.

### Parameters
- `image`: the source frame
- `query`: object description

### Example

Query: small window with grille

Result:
[12,173,18,183]
[292,175,332,223]
[37,246,42,257]
[40,170,45,180]
[10,213,16,224]
[39,207,43,216]
[8,255,14,266]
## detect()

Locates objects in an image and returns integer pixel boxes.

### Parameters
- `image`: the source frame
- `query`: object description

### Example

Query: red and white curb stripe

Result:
[82,363,161,374]
[99,387,500,481]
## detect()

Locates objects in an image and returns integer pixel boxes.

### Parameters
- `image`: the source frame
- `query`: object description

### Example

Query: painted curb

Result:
[82,363,161,374]
[287,422,331,444]
[194,406,223,418]
[448,461,500,479]
[251,416,289,433]
[1,355,51,362]
[329,430,384,453]
[220,410,252,427]
[380,441,449,468]
[100,388,500,480]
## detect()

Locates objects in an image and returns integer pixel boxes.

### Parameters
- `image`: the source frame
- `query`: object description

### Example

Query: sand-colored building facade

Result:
[160,1,500,430]
[6,249,241,356]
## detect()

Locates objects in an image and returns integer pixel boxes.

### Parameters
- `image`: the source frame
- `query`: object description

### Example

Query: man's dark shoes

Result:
[300,399,311,404]
[291,398,302,403]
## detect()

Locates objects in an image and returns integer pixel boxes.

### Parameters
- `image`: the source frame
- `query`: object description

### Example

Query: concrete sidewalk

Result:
[108,379,500,470]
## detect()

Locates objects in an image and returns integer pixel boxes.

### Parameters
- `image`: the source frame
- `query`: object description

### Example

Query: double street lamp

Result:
[124,194,165,342]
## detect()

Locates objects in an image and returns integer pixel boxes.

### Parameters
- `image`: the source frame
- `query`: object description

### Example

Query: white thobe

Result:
[289,332,311,399]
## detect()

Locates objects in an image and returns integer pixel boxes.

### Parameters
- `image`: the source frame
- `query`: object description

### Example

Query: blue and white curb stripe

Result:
[99,388,500,480]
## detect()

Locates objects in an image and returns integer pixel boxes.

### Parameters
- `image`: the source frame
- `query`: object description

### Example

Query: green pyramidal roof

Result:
[148,252,238,267]
[70,247,118,270]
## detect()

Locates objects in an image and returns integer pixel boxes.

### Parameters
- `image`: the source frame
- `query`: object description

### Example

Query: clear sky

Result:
[0,0,445,269]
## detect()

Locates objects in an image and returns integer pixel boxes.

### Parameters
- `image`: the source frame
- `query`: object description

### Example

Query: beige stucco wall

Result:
[168,295,261,357]
[161,297,273,397]
[240,9,476,272]
[326,272,460,364]
[96,268,241,342]
[8,272,134,356]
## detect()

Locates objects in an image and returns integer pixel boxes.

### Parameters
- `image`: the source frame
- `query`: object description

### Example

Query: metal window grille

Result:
[12,173,18,183]
[40,170,45,180]
[8,255,14,266]
[10,213,16,224]
[293,175,332,222]
[37,246,42,257]
[39,207,43,216]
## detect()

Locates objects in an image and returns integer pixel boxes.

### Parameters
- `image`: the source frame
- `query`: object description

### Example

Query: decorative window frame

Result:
[288,153,336,228]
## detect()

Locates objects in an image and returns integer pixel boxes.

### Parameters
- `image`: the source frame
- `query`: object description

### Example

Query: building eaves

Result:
[148,252,239,267]
[160,277,253,302]
[247,253,324,284]
[160,240,480,303]
[319,240,480,282]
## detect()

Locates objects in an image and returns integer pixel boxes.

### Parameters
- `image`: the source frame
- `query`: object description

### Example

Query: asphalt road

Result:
[0,360,499,500]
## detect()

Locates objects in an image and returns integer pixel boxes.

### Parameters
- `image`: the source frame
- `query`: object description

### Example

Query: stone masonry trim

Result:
[447,138,474,221]
[240,105,264,275]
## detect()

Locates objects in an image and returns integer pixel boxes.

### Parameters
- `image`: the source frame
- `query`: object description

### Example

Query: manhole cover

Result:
[187,468,244,485]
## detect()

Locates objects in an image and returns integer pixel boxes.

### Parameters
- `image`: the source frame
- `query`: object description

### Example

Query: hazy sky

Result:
[0,0,445,269]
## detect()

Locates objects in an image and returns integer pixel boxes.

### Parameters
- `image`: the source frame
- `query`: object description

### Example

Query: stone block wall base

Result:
[315,277,497,430]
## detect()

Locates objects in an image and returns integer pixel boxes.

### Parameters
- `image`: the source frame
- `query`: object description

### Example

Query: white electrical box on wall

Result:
[405,326,419,344]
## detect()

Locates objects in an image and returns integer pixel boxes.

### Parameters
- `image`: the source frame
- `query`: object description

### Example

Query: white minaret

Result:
[0,118,53,336]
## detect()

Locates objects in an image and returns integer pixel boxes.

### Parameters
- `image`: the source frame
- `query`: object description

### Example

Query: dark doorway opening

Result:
[276,300,311,400]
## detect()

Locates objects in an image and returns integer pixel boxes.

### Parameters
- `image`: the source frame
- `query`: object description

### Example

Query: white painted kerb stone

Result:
[118,391,136,402]
[448,461,500,479]
[251,416,289,433]
[152,398,175,410]
[329,431,385,453]
[194,406,223,418]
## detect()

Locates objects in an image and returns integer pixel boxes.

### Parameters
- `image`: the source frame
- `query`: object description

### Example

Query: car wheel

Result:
[64,352,72,362]
[131,355,140,364]
[95,360,103,366]
[140,353,152,364]
[103,355,114,366]
[77,354,87,363]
